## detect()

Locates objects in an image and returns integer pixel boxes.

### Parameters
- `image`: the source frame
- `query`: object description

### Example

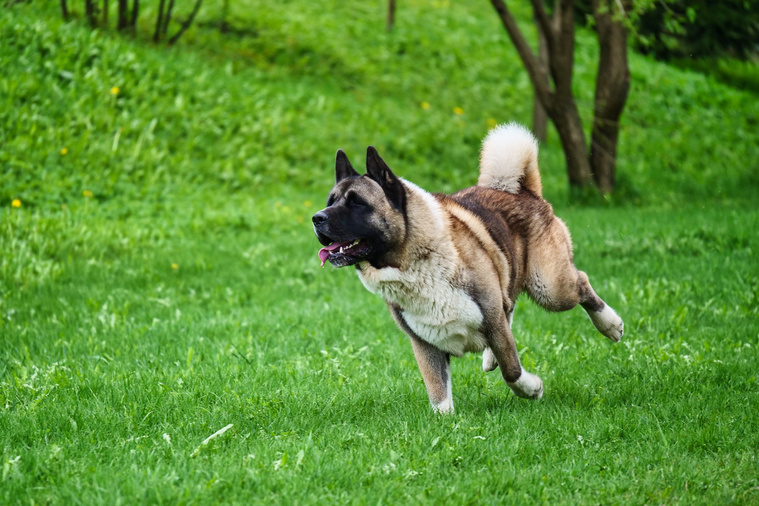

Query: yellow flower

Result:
[171,263,179,270]
[487,118,498,129]
[304,200,312,207]
[453,107,465,115]
[420,101,430,110]
[83,190,94,198]
[11,198,21,208]
[110,86,120,96]
[60,147,68,155]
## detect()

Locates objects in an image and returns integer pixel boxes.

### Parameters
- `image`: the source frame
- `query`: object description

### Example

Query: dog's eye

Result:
[327,196,336,207]
[346,194,367,208]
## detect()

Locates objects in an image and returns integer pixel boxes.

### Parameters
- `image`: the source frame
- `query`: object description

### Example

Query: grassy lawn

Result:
[2,1,758,503]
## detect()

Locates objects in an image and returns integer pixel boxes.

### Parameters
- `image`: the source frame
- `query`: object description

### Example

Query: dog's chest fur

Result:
[358,261,486,356]
[355,182,490,357]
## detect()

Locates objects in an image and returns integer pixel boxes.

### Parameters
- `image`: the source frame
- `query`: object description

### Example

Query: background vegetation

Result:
[1,0,758,503]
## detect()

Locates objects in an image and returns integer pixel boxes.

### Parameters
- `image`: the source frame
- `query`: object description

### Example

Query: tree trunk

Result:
[103,0,109,26]
[532,11,549,143]
[552,102,594,187]
[130,0,139,33]
[85,0,96,27]
[491,0,631,195]
[61,0,69,20]
[589,0,631,193]
[387,0,396,32]
[117,0,128,30]
[491,0,594,190]
[546,0,594,187]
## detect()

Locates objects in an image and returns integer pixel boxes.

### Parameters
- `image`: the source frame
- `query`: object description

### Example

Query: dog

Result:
[312,123,623,413]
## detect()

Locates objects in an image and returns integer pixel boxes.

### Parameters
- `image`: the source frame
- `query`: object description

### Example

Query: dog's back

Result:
[441,123,555,303]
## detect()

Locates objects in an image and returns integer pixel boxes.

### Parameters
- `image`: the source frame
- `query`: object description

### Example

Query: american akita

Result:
[312,123,623,413]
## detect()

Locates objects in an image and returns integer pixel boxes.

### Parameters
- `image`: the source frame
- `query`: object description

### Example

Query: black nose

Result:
[312,211,328,226]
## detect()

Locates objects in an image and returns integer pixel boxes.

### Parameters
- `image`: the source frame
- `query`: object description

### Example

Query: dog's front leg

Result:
[487,311,543,400]
[408,334,453,414]
[388,304,453,413]
[482,308,514,372]
[388,304,454,413]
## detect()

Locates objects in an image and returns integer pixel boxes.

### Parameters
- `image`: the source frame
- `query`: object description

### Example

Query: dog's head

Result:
[312,146,407,268]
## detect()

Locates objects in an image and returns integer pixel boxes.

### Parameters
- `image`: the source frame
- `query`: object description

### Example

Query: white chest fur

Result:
[357,262,486,357]
[355,180,488,357]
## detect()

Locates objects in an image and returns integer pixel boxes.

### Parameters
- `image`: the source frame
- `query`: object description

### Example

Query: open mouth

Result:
[318,239,371,267]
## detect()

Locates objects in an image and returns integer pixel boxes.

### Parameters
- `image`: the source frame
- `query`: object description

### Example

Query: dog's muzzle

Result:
[312,211,332,246]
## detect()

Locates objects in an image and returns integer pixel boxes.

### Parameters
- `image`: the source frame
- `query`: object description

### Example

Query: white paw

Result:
[432,398,454,414]
[589,305,624,342]
[482,347,499,372]
[507,369,543,400]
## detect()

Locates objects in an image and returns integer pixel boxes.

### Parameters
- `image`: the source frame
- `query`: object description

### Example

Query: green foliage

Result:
[634,0,759,60]
[577,0,759,61]
[1,1,758,503]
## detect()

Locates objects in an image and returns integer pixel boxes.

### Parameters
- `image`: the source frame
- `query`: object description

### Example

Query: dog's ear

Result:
[335,149,359,183]
[366,146,406,211]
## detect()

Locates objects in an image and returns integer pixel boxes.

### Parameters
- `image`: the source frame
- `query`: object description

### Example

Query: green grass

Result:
[2,1,758,503]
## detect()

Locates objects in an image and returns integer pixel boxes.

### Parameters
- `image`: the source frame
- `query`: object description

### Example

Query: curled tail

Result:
[478,122,542,197]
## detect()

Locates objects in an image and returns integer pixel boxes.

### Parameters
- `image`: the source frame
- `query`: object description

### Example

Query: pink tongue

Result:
[318,241,350,267]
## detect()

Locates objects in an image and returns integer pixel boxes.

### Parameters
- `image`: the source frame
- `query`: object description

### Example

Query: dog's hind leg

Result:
[487,310,543,399]
[577,270,624,342]
[525,218,623,342]
[529,265,624,342]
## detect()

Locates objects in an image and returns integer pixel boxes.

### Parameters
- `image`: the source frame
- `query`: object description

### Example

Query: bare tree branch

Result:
[489,0,553,109]
[154,0,166,42]
[168,0,203,45]
[528,0,555,50]
[162,0,176,36]
[532,9,549,142]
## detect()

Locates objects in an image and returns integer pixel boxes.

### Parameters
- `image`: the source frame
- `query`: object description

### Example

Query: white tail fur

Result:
[478,122,542,197]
